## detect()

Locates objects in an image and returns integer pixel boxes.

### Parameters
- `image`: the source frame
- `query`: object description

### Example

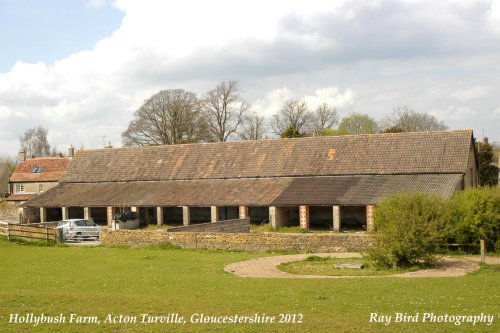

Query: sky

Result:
[0,0,499,156]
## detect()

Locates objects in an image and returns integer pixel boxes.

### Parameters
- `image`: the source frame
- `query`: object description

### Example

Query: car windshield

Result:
[74,220,96,227]
[57,221,70,227]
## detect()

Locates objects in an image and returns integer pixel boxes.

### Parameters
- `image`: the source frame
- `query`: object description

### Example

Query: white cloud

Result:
[303,87,355,109]
[1,0,500,154]
[252,87,293,116]
[452,86,488,101]
[430,106,476,121]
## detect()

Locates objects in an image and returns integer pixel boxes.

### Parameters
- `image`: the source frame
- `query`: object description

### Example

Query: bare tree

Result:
[309,103,338,135]
[20,126,51,157]
[239,112,266,140]
[271,99,312,136]
[389,106,448,132]
[203,80,250,142]
[122,89,211,146]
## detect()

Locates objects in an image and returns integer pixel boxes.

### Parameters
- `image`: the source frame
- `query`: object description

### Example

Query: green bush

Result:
[366,193,447,268]
[444,187,500,252]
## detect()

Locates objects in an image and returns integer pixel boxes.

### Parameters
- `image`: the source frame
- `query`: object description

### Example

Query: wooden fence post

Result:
[480,239,485,264]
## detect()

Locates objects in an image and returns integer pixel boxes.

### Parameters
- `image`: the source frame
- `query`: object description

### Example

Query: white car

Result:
[57,219,101,241]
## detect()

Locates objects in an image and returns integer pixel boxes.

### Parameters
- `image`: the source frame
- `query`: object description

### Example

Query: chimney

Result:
[68,144,75,158]
[19,149,26,162]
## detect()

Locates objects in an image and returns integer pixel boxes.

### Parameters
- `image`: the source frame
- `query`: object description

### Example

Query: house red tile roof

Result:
[10,157,71,182]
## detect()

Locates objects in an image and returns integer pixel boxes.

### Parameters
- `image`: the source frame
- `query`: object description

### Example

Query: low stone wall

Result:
[168,218,250,233]
[0,202,19,223]
[100,229,374,252]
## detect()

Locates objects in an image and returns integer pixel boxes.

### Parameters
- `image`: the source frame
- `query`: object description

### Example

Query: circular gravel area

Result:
[224,253,485,279]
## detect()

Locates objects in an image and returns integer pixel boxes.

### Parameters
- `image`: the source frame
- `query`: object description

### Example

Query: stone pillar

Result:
[269,206,288,228]
[299,205,309,229]
[182,206,191,226]
[40,207,47,223]
[333,206,340,232]
[83,207,91,220]
[130,206,138,225]
[239,206,248,219]
[157,207,164,226]
[106,207,115,227]
[18,207,24,224]
[211,206,219,223]
[269,206,276,228]
[366,205,375,232]
[61,207,69,220]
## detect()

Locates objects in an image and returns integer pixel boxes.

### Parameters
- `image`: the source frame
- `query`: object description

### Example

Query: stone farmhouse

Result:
[21,129,478,230]
[6,151,72,211]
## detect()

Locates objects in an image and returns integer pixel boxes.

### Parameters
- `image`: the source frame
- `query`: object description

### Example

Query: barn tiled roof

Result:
[5,193,36,202]
[10,157,71,182]
[23,174,462,207]
[62,130,473,183]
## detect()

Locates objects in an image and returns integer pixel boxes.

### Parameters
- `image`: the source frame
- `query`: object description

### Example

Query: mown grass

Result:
[278,256,419,276]
[0,238,498,333]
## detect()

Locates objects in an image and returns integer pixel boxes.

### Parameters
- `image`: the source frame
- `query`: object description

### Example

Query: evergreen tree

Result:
[280,126,303,138]
[478,138,499,186]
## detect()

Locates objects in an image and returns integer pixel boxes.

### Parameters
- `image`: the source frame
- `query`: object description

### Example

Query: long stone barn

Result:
[21,129,478,231]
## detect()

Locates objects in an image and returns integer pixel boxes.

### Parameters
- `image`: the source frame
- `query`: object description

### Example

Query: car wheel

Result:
[75,232,83,241]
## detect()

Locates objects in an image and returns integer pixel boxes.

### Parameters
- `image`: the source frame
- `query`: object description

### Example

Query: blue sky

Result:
[0,0,123,72]
[0,0,499,156]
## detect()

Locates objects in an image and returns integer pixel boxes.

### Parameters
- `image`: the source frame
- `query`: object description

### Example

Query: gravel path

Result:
[224,253,491,279]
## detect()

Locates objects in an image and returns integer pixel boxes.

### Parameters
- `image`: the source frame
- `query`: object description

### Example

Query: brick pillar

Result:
[211,206,219,223]
[157,207,164,226]
[106,207,115,227]
[299,205,309,229]
[40,207,47,223]
[366,205,375,232]
[333,206,340,232]
[83,207,91,220]
[239,206,248,219]
[182,206,191,226]
[61,207,69,220]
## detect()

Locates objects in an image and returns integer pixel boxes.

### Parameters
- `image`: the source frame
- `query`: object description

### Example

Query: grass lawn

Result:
[277,256,420,276]
[0,238,498,333]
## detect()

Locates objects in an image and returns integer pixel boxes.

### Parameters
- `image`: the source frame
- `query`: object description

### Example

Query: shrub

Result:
[366,193,447,268]
[444,187,500,252]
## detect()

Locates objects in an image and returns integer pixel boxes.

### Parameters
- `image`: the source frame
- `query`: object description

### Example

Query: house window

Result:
[16,184,24,193]
[32,167,44,173]
[39,184,44,192]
